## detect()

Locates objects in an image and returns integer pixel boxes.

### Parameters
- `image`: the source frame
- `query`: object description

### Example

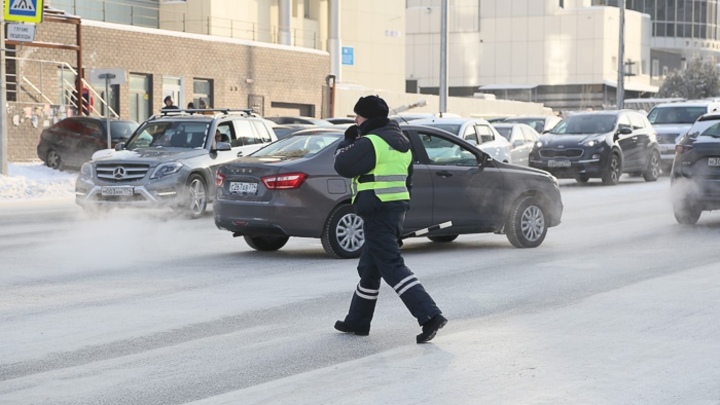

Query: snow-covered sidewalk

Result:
[0,162,76,202]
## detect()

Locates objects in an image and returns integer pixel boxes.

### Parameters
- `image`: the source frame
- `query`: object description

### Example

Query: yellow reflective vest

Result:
[352,134,411,203]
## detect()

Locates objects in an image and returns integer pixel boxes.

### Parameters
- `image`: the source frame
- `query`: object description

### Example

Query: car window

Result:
[700,122,720,137]
[463,125,479,143]
[628,113,645,130]
[126,121,210,149]
[551,115,616,134]
[494,126,512,141]
[250,120,273,143]
[84,121,104,139]
[522,126,538,142]
[647,106,710,124]
[618,114,631,131]
[233,120,265,147]
[422,123,461,136]
[474,124,495,144]
[109,121,138,139]
[216,122,235,143]
[417,133,477,166]
[58,118,84,133]
[251,134,340,158]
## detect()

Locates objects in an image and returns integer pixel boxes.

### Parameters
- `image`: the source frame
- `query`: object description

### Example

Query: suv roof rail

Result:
[148,108,256,120]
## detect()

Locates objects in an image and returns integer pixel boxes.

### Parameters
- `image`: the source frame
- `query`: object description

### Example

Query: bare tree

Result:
[657,58,720,99]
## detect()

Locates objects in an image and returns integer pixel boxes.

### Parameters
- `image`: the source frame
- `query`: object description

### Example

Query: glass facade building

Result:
[47,0,160,27]
[592,0,720,40]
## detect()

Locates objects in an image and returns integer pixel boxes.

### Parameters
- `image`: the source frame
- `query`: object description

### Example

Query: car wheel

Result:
[643,150,661,182]
[184,174,207,219]
[427,235,458,243]
[244,235,290,251]
[673,200,701,225]
[506,196,547,248]
[46,149,62,170]
[575,175,589,184]
[321,204,364,259]
[601,153,621,185]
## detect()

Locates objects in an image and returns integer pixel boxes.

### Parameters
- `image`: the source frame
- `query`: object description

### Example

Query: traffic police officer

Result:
[333,95,447,343]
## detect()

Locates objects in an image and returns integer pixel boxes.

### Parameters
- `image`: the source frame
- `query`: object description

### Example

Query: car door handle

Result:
[236,151,243,157]
[436,170,453,178]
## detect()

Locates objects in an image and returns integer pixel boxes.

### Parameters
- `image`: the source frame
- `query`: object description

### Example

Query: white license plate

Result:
[229,182,258,194]
[709,157,720,167]
[548,160,571,168]
[101,187,134,196]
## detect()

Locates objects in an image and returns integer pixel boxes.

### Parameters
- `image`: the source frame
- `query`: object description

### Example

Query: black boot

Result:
[334,320,370,336]
[416,314,447,343]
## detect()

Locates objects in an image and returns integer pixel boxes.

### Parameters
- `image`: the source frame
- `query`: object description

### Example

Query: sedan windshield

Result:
[252,134,341,158]
[647,106,708,124]
[494,126,512,140]
[505,118,544,133]
[126,121,210,149]
[549,115,616,135]
[421,123,461,136]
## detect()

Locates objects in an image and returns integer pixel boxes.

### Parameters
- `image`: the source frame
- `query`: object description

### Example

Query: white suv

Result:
[411,117,513,163]
[647,100,720,173]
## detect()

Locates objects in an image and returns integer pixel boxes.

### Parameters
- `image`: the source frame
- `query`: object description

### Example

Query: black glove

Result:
[344,125,359,143]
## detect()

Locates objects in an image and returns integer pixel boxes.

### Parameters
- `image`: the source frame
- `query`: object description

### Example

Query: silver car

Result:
[411,117,513,163]
[75,109,277,218]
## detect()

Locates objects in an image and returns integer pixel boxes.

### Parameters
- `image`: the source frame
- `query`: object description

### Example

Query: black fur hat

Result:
[353,95,389,119]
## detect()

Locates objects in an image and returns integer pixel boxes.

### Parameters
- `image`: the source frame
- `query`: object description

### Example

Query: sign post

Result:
[89,68,127,149]
[1,12,7,176]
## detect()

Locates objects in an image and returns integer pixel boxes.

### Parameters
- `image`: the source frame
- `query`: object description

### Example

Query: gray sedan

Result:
[214,125,564,258]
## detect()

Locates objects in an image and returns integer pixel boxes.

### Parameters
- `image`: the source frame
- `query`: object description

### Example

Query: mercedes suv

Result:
[75,109,277,217]
[529,110,661,185]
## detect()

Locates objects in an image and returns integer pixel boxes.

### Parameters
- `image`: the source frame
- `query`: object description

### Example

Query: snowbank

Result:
[0,162,76,201]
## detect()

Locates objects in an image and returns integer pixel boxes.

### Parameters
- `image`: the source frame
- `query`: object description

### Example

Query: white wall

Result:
[406,0,652,90]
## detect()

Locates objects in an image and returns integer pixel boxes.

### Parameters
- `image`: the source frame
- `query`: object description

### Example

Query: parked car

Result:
[646,100,720,173]
[411,117,513,163]
[266,116,334,126]
[503,115,563,134]
[529,110,661,185]
[37,117,139,170]
[491,122,540,166]
[271,124,314,139]
[214,125,563,258]
[670,112,720,224]
[75,109,277,218]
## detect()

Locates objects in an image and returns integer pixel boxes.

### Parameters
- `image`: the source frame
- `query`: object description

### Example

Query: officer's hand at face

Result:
[344,125,359,143]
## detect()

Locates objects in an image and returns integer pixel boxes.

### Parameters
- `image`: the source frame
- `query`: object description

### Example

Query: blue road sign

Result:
[4,0,43,23]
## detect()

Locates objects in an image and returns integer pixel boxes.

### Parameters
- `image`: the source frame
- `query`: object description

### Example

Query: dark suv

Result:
[37,117,139,170]
[75,109,276,218]
[529,110,661,185]
[671,113,720,224]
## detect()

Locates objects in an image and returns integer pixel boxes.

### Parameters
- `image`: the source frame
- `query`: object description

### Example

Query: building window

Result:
[129,73,152,123]
[163,76,184,109]
[652,59,659,78]
[193,78,213,109]
[663,66,669,78]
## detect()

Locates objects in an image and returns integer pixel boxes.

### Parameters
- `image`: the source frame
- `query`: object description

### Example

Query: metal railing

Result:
[6,55,119,118]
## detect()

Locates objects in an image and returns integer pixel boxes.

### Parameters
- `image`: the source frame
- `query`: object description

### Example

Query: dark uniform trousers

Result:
[344,209,441,330]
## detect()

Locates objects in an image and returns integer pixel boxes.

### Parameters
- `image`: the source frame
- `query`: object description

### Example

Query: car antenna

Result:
[390,107,410,124]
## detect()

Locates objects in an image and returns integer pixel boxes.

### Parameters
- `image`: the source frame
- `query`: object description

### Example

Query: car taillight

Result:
[215,171,226,187]
[675,144,693,154]
[261,172,308,189]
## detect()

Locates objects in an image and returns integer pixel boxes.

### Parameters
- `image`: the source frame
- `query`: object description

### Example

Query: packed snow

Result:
[0,162,76,201]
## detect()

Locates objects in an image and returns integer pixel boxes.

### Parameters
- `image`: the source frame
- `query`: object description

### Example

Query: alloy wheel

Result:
[187,177,207,216]
[335,213,364,253]
[520,205,545,242]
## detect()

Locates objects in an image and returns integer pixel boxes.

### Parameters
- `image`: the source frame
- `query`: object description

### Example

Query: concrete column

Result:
[279,0,292,45]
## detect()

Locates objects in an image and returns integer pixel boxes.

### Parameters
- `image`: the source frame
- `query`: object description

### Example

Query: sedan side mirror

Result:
[114,142,125,151]
[618,127,633,135]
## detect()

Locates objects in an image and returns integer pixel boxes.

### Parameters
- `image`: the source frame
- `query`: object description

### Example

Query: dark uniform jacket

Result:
[334,117,413,216]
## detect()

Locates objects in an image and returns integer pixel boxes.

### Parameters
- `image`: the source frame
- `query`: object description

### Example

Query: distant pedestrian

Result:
[187,102,195,109]
[199,98,208,109]
[333,95,447,344]
[162,96,179,110]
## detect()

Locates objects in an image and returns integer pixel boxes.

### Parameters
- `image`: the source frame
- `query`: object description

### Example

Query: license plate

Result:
[229,182,258,194]
[101,187,134,196]
[548,160,571,168]
[709,157,720,167]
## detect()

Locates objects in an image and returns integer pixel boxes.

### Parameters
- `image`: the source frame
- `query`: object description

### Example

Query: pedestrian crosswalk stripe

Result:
[10,0,34,11]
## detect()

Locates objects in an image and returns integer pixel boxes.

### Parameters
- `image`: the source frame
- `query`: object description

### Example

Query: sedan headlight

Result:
[534,141,543,148]
[150,162,183,179]
[80,162,94,178]
[582,138,604,148]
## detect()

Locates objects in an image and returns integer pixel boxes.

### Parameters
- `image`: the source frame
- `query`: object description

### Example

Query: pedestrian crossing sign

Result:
[4,0,44,23]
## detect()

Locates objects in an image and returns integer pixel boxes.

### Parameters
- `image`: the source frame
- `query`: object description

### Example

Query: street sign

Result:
[7,23,36,42]
[89,68,127,86]
[4,0,44,24]
[342,46,354,66]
